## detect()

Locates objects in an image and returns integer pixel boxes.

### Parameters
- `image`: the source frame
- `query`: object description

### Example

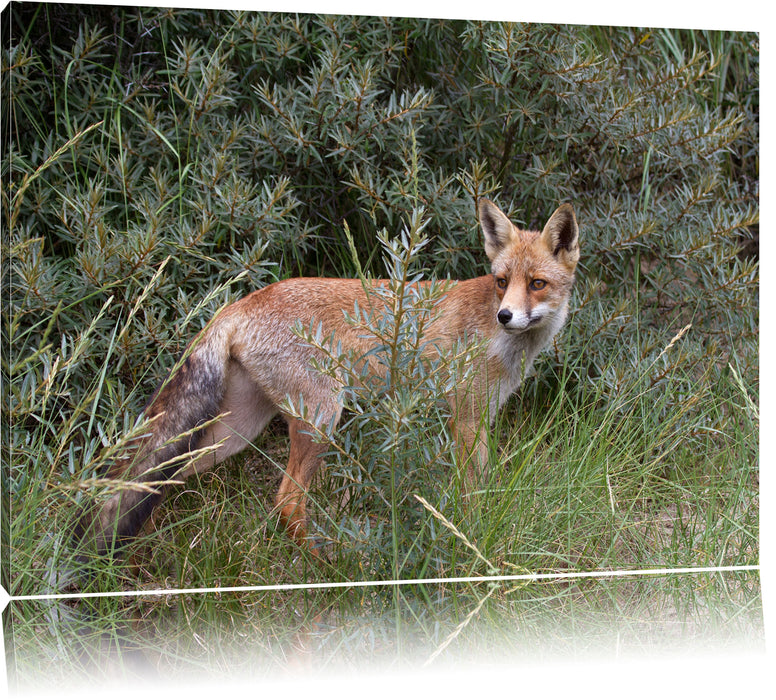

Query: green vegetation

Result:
[2,5,759,684]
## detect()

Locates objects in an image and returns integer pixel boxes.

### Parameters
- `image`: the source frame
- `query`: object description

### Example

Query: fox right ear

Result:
[479,199,515,262]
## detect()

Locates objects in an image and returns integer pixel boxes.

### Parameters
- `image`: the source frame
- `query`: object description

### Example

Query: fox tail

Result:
[72,329,230,559]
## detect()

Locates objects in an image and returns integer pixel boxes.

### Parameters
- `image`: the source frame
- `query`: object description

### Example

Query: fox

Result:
[71,198,579,564]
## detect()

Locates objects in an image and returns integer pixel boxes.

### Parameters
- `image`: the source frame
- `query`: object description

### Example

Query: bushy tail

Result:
[72,330,229,559]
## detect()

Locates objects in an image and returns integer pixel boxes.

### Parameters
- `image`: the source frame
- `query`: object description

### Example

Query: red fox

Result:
[72,199,579,561]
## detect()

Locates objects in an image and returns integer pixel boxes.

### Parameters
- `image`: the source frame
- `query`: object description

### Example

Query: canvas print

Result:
[1,2,761,692]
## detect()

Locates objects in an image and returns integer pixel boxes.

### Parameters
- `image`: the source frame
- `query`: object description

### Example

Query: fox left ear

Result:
[541,203,579,265]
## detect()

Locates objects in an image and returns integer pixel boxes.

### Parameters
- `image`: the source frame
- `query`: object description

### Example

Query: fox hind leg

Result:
[275,411,340,551]
[179,359,278,478]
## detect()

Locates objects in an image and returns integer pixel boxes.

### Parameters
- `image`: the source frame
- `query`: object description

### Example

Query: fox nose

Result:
[497,309,512,326]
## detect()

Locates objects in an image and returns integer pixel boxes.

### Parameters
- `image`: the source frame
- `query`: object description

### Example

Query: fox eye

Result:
[529,279,547,291]
[496,276,508,290]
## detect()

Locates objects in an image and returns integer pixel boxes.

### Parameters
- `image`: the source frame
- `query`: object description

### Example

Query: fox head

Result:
[478,199,580,334]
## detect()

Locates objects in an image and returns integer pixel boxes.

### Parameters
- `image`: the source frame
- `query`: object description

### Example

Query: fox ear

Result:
[479,199,515,262]
[541,203,579,265]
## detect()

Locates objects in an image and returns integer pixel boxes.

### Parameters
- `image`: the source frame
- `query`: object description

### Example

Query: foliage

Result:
[2,5,758,603]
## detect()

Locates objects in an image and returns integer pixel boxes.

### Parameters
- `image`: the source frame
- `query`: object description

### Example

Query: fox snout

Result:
[496,305,546,332]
